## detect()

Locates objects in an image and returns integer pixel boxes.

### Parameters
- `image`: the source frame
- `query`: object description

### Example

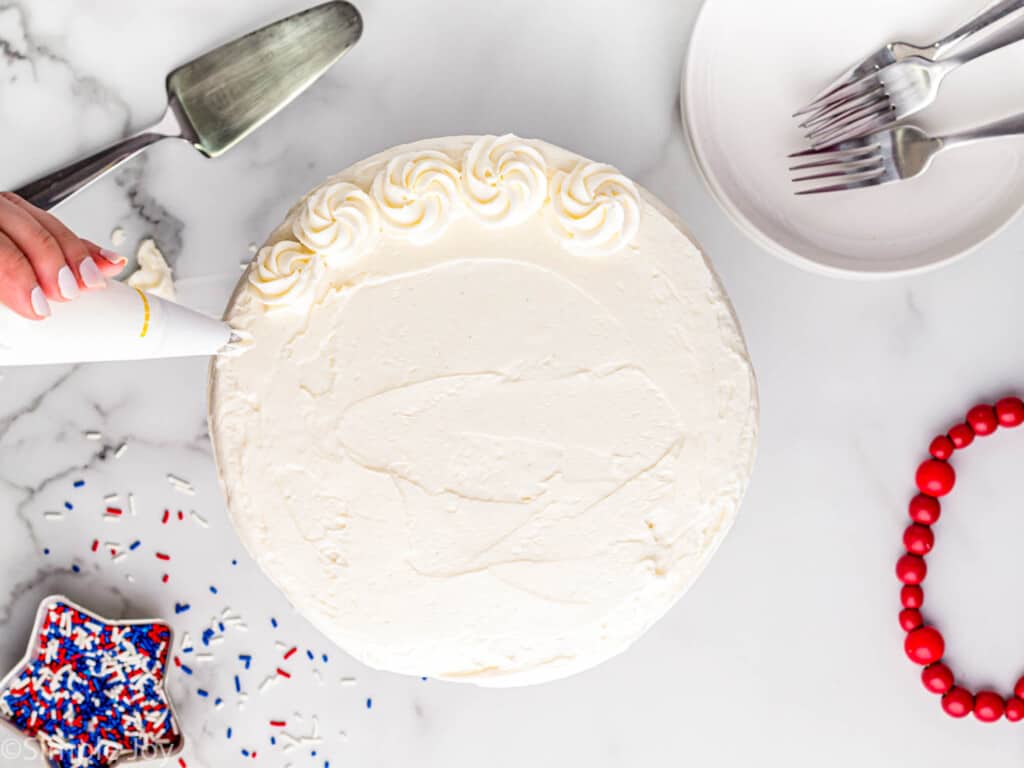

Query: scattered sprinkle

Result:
[156,552,171,561]
[83,432,102,441]
[191,510,209,527]
[114,442,128,459]
[197,689,209,698]
[73,479,86,487]
[130,540,141,551]
[174,603,190,615]
[63,501,73,511]
[366,698,372,710]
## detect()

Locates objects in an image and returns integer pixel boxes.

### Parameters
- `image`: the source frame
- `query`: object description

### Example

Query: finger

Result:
[83,240,127,277]
[2,193,104,290]
[0,192,75,301]
[0,231,50,320]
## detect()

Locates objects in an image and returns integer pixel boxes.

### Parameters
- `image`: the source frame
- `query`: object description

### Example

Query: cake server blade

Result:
[13,1,362,210]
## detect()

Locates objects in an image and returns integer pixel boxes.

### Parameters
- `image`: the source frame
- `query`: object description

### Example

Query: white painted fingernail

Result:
[99,248,125,265]
[79,257,105,289]
[30,286,50,318]
[57,266,80,300]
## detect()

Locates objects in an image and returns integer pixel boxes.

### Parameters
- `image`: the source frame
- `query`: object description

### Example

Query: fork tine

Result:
[794,72,883,119]
[811,111,896,148]
[795,173,886,195]
[789,152,883,174]
[787,142,879,160]
[791,158,884,183]
[800,88,887,131]
[806,102,890,145]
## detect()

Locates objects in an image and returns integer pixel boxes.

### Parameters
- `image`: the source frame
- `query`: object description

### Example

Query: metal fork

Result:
[788,112,1024,194]
[796,0,1024,146]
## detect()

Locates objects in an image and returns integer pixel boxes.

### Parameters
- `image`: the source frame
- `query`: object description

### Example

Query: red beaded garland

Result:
[942,687,974,718]
[915,460,956,497]
[899,401,1024,721]
[900,585,924,609]
[922,663,954,695]
[996,397,1024,428]
[947,423,974,449]
[903,524,934,556]
[908,495,941,525]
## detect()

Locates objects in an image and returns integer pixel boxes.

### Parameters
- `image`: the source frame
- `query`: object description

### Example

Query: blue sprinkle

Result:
[322,653,329,663]
[239,654,252,669]
[197,688,209,698]
[43,548,50,556]
[306,650,314,661]
[210,585,218,594]
[64,501,73,511]
[270,736,277,746]
[227,727,233,739]
[234,675,241,693]
[201,628,215,646]
[241,749,249,757]
[325,762,330,768]
[182,647,193,654]
[174,603,190,614]
[71,564,80,573]
[215,697,222,707]
[312,750,317,757]
[366,697,372,709]
[130,540,141,551]
[231,559,237,566]
[218,622,226,632]
[271,617,278,628]
[181,664,193,676]
[421,676,428,681]
[73,480,85,488]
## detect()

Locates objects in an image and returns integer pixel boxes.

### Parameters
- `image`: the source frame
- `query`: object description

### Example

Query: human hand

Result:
[0,192,127,320]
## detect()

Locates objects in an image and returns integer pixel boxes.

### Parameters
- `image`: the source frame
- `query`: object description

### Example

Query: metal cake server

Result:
[14,1,362,211]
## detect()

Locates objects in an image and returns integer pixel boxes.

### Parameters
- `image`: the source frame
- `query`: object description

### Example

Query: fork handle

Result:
[934,0,1024,59]
[942,113,1024,150]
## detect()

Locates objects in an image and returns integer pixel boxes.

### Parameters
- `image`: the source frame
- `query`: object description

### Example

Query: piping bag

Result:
[0,280,242,366]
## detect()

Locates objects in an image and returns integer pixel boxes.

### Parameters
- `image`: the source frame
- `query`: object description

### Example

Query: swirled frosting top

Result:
[211,136,758,687]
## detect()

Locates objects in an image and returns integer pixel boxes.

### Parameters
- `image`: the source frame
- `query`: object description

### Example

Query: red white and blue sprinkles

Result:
[0,599,181,768]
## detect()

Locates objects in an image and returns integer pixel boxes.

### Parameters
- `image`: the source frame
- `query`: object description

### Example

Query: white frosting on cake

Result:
[210,136,758,687]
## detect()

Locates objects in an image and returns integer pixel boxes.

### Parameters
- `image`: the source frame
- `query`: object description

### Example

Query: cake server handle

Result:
[12,104,189,211]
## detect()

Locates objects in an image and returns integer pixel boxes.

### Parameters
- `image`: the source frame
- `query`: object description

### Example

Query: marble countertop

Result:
[4,0,1024,765]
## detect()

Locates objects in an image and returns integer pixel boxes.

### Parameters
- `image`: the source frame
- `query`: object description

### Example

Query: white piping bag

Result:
[0,280,239,366]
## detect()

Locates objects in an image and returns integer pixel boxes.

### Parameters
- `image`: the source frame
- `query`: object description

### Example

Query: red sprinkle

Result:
[178,510,184,521]
[105,507,122,516]
[91,540,99,553]
[162,510,170,524]
[173,656,182,668]
[276,668,291,679]
[283,647,297,660]
[156,553,171,561]
[269,720,287,727]
[162,574,170,583]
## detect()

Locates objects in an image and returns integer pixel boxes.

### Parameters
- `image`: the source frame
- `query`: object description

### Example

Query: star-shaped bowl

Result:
[0,596,183,768]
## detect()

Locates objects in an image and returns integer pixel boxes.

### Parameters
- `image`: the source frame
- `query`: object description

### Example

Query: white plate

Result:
[683,0,1024,277]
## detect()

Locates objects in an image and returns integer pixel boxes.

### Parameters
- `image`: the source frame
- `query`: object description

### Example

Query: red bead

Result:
[974,691,1005,722]
[996,397,1024,428]
[929,436,955,460]
[909,495,941,525]
[899,608,923,632]
[967,405,998,436]
[922,663,954,694]
[900,584,924,609]
[948,424,974,449]
[916,460,956,497]
[896,554,927,585]
[1006,698,1024,722]
[905,626,944,665]
[943,687,974,718]
[1014,676,1024,700]
[903,524,934,555]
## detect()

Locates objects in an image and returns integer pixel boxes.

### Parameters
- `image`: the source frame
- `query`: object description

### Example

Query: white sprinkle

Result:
[190,510,209,527]
[112,553,127,564]
[167,474,195,495]
[114,442,128,459]
[339,676,357,686]
[258,675,279,693]
[247,242,258,254]
[338,731,347,742]
[44,511,64,520]
[84,431,102,441]
[125,574,135,583]
[110,227,126,247]
[128,493,136,516]
[193,653,214,662]
[274,641,288,652]
[103,494,119,503]
[313,668,323,686]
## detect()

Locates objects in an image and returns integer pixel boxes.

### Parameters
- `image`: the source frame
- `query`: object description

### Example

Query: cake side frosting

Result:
[210,136,758,687]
